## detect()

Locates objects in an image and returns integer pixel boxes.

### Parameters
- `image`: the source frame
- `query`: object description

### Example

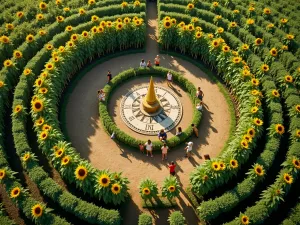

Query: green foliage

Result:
[168,211,186,225]
[139,178,159,199]
[161,176,180,199]
[138,213,152,225]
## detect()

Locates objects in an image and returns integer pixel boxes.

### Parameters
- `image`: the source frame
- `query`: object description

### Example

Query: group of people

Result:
[97,70,113,101]
[140,55,160,68]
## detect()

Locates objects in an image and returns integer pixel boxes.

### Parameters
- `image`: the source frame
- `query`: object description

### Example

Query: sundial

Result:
[120,77,183,135]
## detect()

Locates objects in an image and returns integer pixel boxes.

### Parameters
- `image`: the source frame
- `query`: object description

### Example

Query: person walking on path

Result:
[147,60,152,67]
[167,70,173,86]
[191,124,199,138]
[144,139,153,157]
[154,55,160,66]
[168,161,176,176]
[107,70,112,83]
[161,143,169,160]
[185,141,193,158]
[196,87,204,101]
[140,59,147,68]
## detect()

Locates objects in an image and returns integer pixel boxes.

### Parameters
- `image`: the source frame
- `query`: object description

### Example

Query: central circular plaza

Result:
[120,85,183,135]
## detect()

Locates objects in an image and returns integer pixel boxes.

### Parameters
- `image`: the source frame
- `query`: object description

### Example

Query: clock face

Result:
[120,85,183,135]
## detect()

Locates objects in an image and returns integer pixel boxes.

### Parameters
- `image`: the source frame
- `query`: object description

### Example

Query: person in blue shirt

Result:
[158,129,167,142]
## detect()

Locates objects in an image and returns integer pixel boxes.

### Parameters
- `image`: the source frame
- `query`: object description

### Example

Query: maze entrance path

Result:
[65,2,231,224]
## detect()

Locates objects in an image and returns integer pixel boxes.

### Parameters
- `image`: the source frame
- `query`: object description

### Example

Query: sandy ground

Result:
[65,2,231,224]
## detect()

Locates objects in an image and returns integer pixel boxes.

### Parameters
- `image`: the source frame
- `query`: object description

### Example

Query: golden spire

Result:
[142,77,161,113]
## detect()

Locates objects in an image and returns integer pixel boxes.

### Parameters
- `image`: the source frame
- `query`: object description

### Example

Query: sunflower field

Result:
[158,0,300,224]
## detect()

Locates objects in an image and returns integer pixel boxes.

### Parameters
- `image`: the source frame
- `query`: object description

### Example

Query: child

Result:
[167,71,172,86]
[168,161,176,176]
[185,141,193,158]
[98,89,105,101]
[191,124,198,138]
[196,87,204,101]
[144,139,153,157]
[161,143,169,160]
[176,127,182,136]
[147,60,152,67]
[139,143,144,154]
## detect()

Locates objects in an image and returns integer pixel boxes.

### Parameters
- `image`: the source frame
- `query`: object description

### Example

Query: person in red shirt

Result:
[168,161,176,176]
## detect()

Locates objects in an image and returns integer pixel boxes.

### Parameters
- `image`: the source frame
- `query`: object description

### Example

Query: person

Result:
[107,70,112,83]
[191,124,199,138]
[140,59,147,68]
[144,139,153,157]
[168,161,176,176]
[139,143,144,154]
[161,143,169,160]
[196,87,204,101]
[98,89,105,101]
[154,55,160,66]
[167,71,172,86]
[176,127,182,136]
[147,60,152,67]
[185,141,193,158]
[196,101,203,111]
[158,129,167,142]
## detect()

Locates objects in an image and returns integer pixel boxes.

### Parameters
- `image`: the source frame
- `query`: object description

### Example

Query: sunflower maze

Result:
[158,0,300,224]
[0,0,300,224]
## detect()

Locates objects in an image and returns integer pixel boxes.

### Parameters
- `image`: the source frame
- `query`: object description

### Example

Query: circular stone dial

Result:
[120,85,183,135]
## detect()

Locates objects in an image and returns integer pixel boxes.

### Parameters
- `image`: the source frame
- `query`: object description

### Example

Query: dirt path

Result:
[65,2,231,224]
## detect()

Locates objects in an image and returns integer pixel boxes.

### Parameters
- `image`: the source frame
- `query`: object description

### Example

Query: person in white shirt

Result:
[196,101,203,111]
[167,71,172,86]
[144,139,153,157]
[140,59,147,68]
[98,89,105,102]
[184,141,193,158]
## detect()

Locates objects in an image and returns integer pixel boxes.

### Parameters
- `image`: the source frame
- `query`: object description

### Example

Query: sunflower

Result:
[296,105,300,113]
[251,78,259,86]
[88,0,95,5]
[0,81,4,88]
[229,22,237,28]
[42,124,51,131]
[6,23,14,30]
[187,3,194,10]
[99,174,111,187]
[285,75,293,83]
[55,148,64,158]
[222,45,230,53]
[91,15,99,22]
[91,26,98,33]
[39,30,46,36]
[230,159,238,168]
[70,34,78,42]
[45,62,54,71]
[192,17,198,23]
[26,34,34,43]
[187,24,194,31]
[261,64,269,72]
[32,99,44,112]
[35,78,43,87]
[64,7,70,12]
[4,59,13,68]
[45,44,53,51]
[0,169,6,180]
[202,175,209,181]
[217,27,224,33]
[16,11,24,18]
[56,16,64,23]
[251,90,259,96]
[116,23,123,30]
[247,128,255,137]
[10,187,21,198]
[0,35,10,44]
[219,162,226,170]
[275,124,285,135]
[292,158,300,169]
[79,8,85,15]
[251,106,259,114]
[39,2,47,10]
[233,9,239,14]
[65,26,73,32]
[35,117,44,126]
[195,31,202,39]
[81,31,88,38]
[254,118,263,126]
[111,183,121,194]
[57,46,64,53]
[142,187,151,195]
[211,162,220,171]
[75,165,88,180]
[212,1,219,7]
[241,140,249,149]
[270,48,278,57]
[121,2,128,8]
[241,215,249,225]
[254,165,264,176]
[53,146,59,151]
[98,26,105,33]
[215,15,222,20]
[56,0,62,5]
[22,153,30,162]
[164,20,172,29]
[211,40,220,48]
[123,17,130,24]
[134,1,140,7]
[296,130,300,138]
[168,185,176,192]
[232,51,238,56]
[232,57,242,64]
[272,90,280,98]
[171,18,176,25]
[67,41,75,48]
[255,38,263,45]
[107,21,113,27]
[39,131,48,140]
[61,156,71,166]
[248,6,255,11]
[31,204,43,218]
[14,105,23,114]
[280,18,288,24]
[255,98,261,106]
[263,8,271,14]
[282,45,288,51]
[207,33,214,39]
[246,19,255,25]
[242,69,251,77]
[286,34,294,40]
[116,17,122,22]
[36,14,44,21]
[283,173,293,184]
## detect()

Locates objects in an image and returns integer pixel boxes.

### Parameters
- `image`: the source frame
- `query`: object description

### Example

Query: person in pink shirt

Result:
[139,143,144,154]
[161,143,169,160]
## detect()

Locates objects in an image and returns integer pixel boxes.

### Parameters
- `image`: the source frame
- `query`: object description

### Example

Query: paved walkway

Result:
[65,2,231,224]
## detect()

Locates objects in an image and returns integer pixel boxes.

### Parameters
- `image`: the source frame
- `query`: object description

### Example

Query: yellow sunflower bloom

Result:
[222,45,230,53]
[75,165,88,180]
[255,38,263,45]
[215,15,222,20]
[253,118,263,126]
[134,1,140,7]
[211,40,220,48]
[98,26,105,33]
[212,2,219,7]
[22,153,30,162]
[195,31,202,39]
[187,3,194,10]
[233,9,239,14]
[267,23,274,29]
[39,2,47,10]
[79,8,86,15]
[16,11,24,18]
[247,128,255,137]
[35,117,44,126]
[219,162,226,170]
[232,57,242,64]
[229,22,237,28]
[251,106,259,114]
[251,78,259,86]
[26,34,34,43]
[36,14,44,21]
[42,124,51,131]
[116,22,123,30]
[241,215,249,225]
[283,173,293,184]
[91,15,99,22]
[285,75,293,83]
[241,140,249,149]
[207,33,214,39]
[6,23,14,30]
[275,124,285,135]
[282,45,288,51]
[10,187,21,198]
[270,48,277,57]
[121,2,128,8]
[4,59,13,68]
[56,0,62,5]
[296,105,300,113]
[286,34,294,40]
[187,24,194,31]
[45,63,54,71]
[14,105,23,114]
[64,7,70,12]
[124,17,131,24]
[164,20,172,29]
[39,131,48,140]
[211,162,220,171]
[292,158,300,170]
[254,165,264,176]
[248,7,255,11]
[31,204,43,218]
[0,169,6,180]
[142,187,151,195]
[217,27,224,33]
[261,64,269,72]
[82,31,89,38]
[230,159,238,169]
[168,185,176,192]
[55,148,64,158]
[88,0,95,5]
[280,18,288,24]
[272,90,280,98]
[263,8,271,15]
[0,81,4,88]
[202,175,209,181]
[246,19,255,25]
[255,98,262,106]
[65,26,73,32]
[32,99,44,112]
[99,174,111,187]
[0,35,10,44]
[61,156,71,166]
[39,30,46,36]
[56,16,64,23]
[111,183,121,194]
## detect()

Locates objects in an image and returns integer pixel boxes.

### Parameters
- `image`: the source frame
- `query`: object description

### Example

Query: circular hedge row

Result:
[99,66,202,151]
